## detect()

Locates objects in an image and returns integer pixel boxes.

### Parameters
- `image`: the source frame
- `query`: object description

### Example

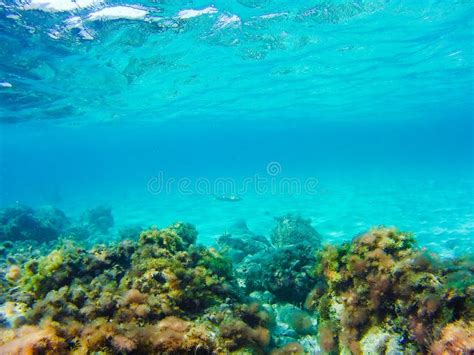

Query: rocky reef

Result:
[270,214,321,249]
[217,215,323,352]
[80,206,115,235]
[220,214,321,304]
[306,227,474,354]
[0,205,118,246]
[0,208,473,354]
[217,219,272,264]
[0,205,69,243]
[0,222,273,353]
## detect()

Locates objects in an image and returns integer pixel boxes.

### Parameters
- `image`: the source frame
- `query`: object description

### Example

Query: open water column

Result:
[0,1,473,353]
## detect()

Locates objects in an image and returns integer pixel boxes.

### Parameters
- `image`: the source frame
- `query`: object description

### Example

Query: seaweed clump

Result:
[0,222,272,354]
[306,227,474,354]
[430,320,474,354]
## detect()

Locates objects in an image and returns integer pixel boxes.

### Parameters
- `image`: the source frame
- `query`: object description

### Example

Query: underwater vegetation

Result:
[306,227,474,354]
[0,222,273,354]
[0,207,473,354]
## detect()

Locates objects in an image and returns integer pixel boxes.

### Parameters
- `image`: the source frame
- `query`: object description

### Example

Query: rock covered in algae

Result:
[80,206,114,235]
[271,213,321,248]
[216,216,323,351]
[3,214,473,354]
[0,205,70,242]
[267,302,320,353]
[306,227,474,354]
[0,222,274,354]
[359,326,402,354]
[235,243,318,303]
[217,219,272,263]
[223,215,321,304]
[0,204,121,246]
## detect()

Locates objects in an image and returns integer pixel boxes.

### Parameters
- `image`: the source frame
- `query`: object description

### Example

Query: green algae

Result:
[1,222,273,354]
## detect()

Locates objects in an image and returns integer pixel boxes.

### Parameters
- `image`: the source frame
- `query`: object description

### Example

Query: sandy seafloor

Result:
[44,171,474,258]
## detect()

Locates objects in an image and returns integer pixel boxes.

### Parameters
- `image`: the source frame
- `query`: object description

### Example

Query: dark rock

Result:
[0,205,70,242]
[81,206,114,235]
[217,220,271,263]
[118,224,143,240]
[235,243,317,303]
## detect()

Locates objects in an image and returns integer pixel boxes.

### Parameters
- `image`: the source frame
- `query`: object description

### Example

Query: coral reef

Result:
[0,204,127,250]
[0,204,119,247]
[307,227,474,354]
[0,222,272,353]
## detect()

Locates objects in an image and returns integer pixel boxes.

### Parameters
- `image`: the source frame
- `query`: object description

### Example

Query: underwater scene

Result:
[0,0,473,354]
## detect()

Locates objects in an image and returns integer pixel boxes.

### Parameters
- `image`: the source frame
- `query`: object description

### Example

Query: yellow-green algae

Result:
[0,222,271,354]
[306,227,474,354]
[1,224,473,354]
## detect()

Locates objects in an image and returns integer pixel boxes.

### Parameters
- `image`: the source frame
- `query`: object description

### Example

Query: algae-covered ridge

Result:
[0,221,272,354]
[0,211,473,354]
[307,228,474,354]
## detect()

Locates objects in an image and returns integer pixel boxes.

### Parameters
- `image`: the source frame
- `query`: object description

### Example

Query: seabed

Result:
[0,207,472,354]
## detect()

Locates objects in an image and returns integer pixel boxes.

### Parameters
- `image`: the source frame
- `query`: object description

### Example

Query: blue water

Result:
[1,0,473,256]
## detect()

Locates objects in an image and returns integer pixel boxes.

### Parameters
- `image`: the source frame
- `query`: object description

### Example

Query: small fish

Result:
[215,195,242,202]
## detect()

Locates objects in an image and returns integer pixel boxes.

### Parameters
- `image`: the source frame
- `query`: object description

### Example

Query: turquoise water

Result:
[1,0,474,255]
[1,118,473,258]
[0,1,473,353]
[1,1,473,124]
